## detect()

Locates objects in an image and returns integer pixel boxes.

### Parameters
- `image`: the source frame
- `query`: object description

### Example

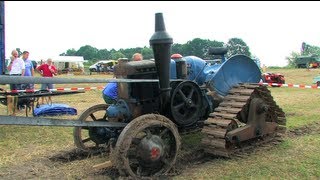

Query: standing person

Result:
[102,53,143,104]
[36,58,57,104]
[21,51,35,90]
[7,49,25,90]
[97,63,102,74]
[6,50,25,115]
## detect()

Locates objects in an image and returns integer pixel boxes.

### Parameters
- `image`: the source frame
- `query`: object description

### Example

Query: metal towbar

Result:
[0,115,127,127]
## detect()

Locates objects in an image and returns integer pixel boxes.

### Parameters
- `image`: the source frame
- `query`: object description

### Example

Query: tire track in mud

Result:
[1,122,320,179]
[170,121,320,176]
[286,121,320,138]
[92,121,320,179]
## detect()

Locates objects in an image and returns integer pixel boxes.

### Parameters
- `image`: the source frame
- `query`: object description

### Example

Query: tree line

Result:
[59,37,252,63]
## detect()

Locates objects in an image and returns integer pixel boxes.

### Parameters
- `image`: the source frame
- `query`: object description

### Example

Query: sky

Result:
[3,1,320,67]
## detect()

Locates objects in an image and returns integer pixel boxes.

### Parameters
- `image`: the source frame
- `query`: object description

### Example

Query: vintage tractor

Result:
[72,13,286,178]
[262,72,285,87]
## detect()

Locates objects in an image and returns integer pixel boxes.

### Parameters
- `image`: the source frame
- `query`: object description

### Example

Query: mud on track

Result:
[0,122,319,179]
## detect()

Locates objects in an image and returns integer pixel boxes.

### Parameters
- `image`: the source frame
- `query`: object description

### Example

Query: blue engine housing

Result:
[182,55,262,96]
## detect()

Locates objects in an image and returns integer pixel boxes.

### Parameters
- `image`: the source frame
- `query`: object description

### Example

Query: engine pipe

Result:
[149,13,173,111]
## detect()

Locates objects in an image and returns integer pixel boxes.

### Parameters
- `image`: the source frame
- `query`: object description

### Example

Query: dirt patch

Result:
[48,148,108,163]
[1,122,320,179]
[168,121,320,177]
[286,121,320,138]
[0,157,62,180]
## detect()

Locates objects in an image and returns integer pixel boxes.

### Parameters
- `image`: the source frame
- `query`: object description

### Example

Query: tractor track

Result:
[201,83,286,157]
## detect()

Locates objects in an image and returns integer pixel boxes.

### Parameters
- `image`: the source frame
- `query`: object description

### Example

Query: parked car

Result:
[89,60,118,73]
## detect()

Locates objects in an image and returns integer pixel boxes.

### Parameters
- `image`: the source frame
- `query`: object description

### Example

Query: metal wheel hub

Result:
[112,114,181,178]
[88,127,116,144]
[138,135,164,164]
[170,81,203,126]
[185,99,193,108]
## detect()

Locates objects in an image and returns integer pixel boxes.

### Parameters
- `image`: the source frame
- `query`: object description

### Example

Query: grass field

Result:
[0,68,320,179]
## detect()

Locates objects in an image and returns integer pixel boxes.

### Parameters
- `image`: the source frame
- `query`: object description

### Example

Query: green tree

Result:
[226,38,251,58]
[301,42,320,56]
[120,48,139,60]
[97,49,110,60]
[172,43,184,55]
[60,48,77,56]
[183,38,209,57]
[141,46,153,59]
[286,51,300,68]
[76,45,98,60]
[181,38,224,58]
[110,51,126,60]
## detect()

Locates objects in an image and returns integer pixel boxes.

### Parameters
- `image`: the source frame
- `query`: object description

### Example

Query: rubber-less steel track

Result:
[201,83,286,157]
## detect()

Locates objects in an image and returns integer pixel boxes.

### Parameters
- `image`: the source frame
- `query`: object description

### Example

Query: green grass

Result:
[175,134,320,179]
[0,68,320,178]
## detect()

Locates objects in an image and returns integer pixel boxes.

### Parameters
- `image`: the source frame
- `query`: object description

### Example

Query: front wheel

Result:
[112,114,181,178]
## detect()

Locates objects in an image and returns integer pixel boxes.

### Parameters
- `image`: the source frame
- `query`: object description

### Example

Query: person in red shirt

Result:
[36,58,58,105]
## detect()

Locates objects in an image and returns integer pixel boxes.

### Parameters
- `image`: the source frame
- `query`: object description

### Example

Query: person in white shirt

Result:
[7,49,25,90]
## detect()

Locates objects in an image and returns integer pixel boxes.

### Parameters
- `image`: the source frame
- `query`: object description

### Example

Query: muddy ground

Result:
[1,122,320,180]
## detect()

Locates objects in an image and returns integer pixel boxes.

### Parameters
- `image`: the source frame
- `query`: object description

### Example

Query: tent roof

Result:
[51,56,84,62]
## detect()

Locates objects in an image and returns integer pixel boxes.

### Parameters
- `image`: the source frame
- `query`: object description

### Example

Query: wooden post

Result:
[7,95,18,116]
[92,160,113,171]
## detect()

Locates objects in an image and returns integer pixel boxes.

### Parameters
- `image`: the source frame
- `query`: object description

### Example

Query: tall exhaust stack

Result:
[149,13,173,111]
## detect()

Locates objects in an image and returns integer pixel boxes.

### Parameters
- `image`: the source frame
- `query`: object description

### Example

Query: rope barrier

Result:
[259,82,320,89]
[2,82,319,94]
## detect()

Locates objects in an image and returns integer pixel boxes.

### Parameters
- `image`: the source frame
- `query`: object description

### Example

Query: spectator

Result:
[97,63,101,73]
[102,53,143,104]
[36,58,58,104]
[102,82,118,104]
[7,49,25,90]
[21,51,35,90]
[132,53,143,61]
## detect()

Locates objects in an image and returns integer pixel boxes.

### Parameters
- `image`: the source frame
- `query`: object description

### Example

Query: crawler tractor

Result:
[72,13,286,178]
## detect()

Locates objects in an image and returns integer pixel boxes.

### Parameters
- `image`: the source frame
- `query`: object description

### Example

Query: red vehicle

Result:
[262,72,285,87]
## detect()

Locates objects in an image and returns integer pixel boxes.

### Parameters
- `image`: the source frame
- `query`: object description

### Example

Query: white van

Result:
[89,60,118,73]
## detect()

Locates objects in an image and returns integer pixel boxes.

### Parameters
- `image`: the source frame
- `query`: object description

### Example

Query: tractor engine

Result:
[108,56,209,128]
[110,59,161,121]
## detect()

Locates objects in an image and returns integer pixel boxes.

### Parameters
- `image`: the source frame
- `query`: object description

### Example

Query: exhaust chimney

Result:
[149,13,173,110]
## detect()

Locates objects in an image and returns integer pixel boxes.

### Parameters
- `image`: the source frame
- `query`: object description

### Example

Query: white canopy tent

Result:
[49,56,85,72]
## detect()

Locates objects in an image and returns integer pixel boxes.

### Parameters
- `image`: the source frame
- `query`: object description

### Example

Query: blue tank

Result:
[170,59,177,79]
[182,55,262,96]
